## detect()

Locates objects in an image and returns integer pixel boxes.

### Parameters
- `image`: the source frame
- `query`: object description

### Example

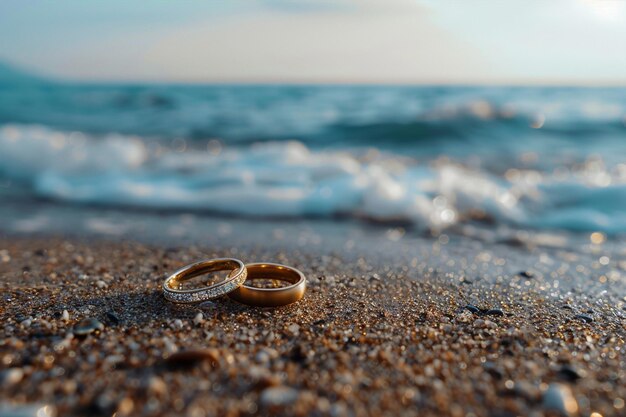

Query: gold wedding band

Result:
[163,258,247,304]
[228,263,306,307]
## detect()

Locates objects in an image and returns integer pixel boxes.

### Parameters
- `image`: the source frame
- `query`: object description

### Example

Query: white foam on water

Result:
[1,124,625,233]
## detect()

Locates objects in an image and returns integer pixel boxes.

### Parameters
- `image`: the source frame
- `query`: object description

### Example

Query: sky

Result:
[0,0,625,84]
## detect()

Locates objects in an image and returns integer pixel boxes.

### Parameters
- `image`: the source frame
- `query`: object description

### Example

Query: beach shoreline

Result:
[1,232,624,417]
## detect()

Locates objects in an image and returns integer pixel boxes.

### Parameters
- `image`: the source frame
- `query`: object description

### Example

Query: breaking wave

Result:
[2,124,626,233]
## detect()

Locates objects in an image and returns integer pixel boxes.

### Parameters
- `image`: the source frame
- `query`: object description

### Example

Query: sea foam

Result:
[2,123,625,233]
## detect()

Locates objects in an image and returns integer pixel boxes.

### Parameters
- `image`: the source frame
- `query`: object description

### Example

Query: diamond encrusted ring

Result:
[163,258,247,304]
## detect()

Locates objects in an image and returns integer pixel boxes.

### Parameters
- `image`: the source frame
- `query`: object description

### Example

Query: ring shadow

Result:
[52,286,311,329]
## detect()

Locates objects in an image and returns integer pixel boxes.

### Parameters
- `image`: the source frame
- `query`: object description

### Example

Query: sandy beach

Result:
[1,232,624,417]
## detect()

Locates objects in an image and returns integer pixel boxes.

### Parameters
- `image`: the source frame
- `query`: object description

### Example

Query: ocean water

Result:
[1,79,626,234]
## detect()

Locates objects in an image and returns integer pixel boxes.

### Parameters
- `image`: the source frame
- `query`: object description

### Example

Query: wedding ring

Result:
[163,258,247,304]
[228,263,306,307]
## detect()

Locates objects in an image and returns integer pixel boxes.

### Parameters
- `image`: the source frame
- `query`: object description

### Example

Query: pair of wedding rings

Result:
[162,259,306,307]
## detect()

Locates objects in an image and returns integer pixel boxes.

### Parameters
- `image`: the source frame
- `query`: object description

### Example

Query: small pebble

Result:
[117,397,134,415]
[1,367,24,387]
[484,319,497,329]
[193,313,204,325]
[20,319,32,328]
[250,367,280,390]
[0,404,55,417]
[164,349,220,369]
[483,362,503,379]
[473,319,497,329]
[557,365,583,382]
[518,271,534,279]
[61,310,70,322]
[147,376,167,395]
[485,309,504,317]
[172,319,183,329]
[0,249,10,262]
[255,348,279,364]
[96,280,108,289]
[574,314,593,323]
[105,311,120,325]
[73,318,104,336]
[198,301,216,309]
[542,383,578,416]
[260,386,299,408]
[464,305,480,314]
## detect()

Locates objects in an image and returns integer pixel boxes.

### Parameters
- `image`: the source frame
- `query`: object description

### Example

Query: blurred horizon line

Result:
[3,58,626,89]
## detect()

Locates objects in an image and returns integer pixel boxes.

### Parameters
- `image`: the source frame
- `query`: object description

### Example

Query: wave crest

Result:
[2,124,626,233]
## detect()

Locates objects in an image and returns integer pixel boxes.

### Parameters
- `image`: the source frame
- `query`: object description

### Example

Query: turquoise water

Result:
[1,77,626,233]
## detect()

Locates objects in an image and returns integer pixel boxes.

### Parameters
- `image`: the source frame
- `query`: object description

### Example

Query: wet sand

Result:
[1,234,625,417]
